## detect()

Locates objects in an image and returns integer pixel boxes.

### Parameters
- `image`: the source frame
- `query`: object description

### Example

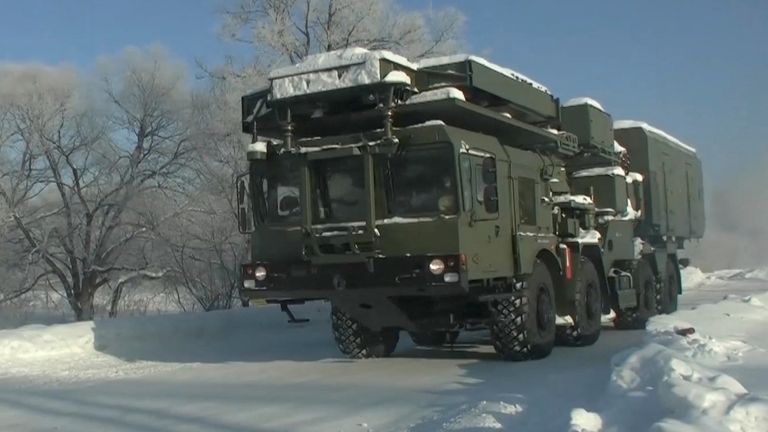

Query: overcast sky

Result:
[1,0,766,182]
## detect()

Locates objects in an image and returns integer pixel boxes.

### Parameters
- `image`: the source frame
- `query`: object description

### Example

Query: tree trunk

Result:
[74,288,96,321]
[108,284,123,318]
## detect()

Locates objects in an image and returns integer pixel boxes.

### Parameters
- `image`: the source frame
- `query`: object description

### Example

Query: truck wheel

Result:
[409,331,448,347]
[490,260,556,361]
[657,258,679,314]
[331,307,399,359]
[556,258,602,347]
[614,260,657,330]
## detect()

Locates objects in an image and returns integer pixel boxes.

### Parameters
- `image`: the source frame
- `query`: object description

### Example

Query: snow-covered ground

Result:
[0,268,766,432]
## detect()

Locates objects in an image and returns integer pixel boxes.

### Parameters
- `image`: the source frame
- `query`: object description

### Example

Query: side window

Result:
[518,177,537,225]
[460,156,473,211]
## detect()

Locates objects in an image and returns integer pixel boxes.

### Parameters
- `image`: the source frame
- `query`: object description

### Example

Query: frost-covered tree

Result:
[220,0,465,64]
[0,48,195,320]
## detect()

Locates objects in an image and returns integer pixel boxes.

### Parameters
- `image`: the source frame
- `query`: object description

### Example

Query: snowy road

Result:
[0,268,766,432]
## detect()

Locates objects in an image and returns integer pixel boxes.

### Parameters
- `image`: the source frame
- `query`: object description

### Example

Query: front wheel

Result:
[614,259,657,330]
[556,257,602,346]
[331,307,399,359]
[490,259,556,361]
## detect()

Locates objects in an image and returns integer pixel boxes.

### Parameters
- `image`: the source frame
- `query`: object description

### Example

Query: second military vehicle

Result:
[236,48,705,360]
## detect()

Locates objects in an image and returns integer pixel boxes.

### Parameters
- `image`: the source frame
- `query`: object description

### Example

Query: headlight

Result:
[428,258,445,275]
[254,265,268,281]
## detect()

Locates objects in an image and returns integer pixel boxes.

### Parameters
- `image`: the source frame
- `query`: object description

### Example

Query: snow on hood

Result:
[614,120,697,154]
[563,97,605,111]
[417,54,551,94]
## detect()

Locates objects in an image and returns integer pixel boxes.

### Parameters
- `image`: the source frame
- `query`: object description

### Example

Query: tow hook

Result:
[281,302,310,324]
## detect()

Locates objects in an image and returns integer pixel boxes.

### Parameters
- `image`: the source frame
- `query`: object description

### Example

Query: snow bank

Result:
[418,54,550,94]
[614,120,697,154]
[439,401,524,430]
[0,305,330,383]
[574,291,768,431]
[563,97,605,112]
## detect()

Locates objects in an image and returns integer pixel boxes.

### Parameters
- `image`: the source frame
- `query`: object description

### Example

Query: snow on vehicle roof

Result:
[381,70,411,85]
[626,172,644,183]
[614,120,697,154]
[268,48,417,100]
[563,97,605,111]
[268,48,416,79]
[613,140,627,153]
[552,194,594,206]
[572,166,626,178]
[417,54,551,94]
[406,87,465,104]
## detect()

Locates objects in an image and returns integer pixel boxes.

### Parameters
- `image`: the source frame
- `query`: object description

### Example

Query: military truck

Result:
[235,48,705,360]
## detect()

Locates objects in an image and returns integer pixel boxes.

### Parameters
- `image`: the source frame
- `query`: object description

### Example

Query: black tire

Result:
[331,307,399,359]
[490,259,556,361]
[657,258,679,314]
[409,331,448,347]
[614,259,657,330]
[556,257,602,347]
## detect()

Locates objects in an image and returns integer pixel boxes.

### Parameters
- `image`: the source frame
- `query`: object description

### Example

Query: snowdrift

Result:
[571,290,768,432]
[0,303,333,381]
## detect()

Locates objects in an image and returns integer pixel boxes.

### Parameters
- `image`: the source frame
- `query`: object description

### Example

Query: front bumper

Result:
[240,256,468,302]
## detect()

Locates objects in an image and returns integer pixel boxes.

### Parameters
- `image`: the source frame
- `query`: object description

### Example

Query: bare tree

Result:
[220,0,465,64]
[0,48,194,321]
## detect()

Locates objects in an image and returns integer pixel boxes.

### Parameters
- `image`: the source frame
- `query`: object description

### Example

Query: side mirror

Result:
[483,185,499,214]
[236,174,253,233]
[482,157,497,185]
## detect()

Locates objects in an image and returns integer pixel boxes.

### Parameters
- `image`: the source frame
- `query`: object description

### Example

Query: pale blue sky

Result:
[1,0,766,181]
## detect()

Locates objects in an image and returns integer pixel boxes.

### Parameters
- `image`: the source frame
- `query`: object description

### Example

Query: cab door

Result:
[459,151,510,276]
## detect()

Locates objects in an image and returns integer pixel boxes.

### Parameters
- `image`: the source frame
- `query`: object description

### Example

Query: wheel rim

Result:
[536,286,553,332]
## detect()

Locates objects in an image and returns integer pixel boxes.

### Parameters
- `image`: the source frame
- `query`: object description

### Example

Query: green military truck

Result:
[235,48,705,360]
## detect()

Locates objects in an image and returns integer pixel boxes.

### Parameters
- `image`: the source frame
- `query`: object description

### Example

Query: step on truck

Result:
[236,48,705,360]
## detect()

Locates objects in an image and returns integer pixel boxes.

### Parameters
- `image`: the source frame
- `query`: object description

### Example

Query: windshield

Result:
[386,143,457,216]
[312,156,366,224]
[253,157,302,224]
